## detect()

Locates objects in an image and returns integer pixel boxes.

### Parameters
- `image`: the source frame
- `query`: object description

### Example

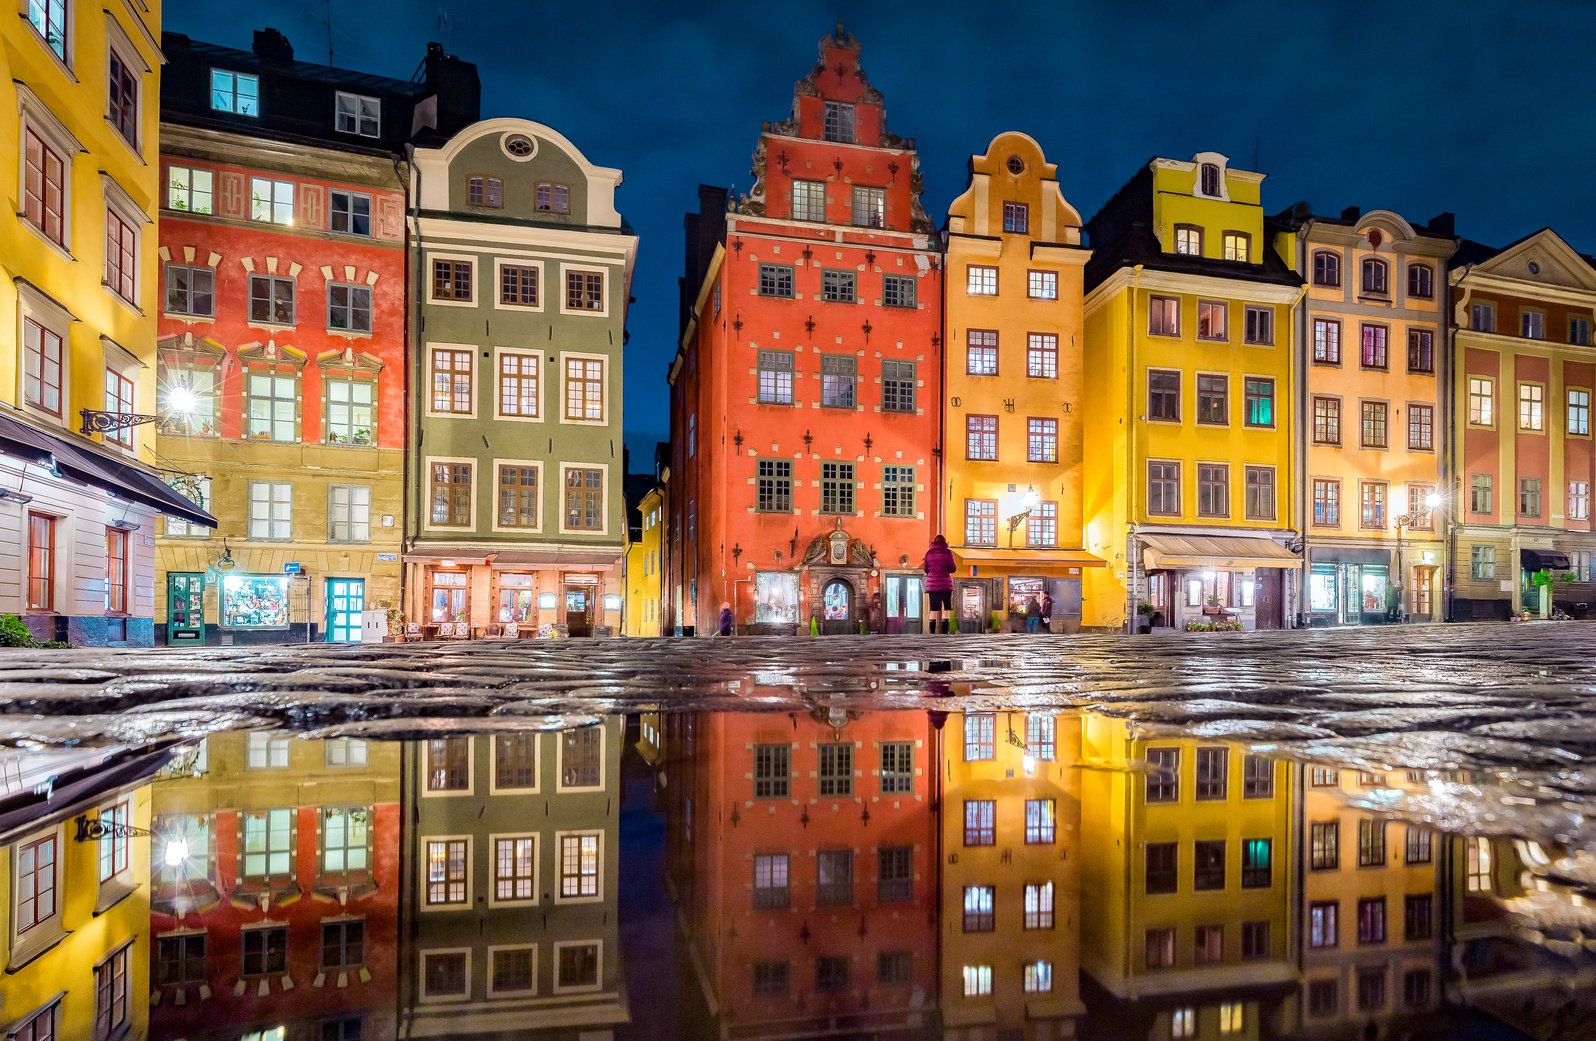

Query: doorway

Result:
[326,578,365,642]
[565,579,596,636]
[884,573,923,634]
[166,572,205,645]
[821,578,854,635]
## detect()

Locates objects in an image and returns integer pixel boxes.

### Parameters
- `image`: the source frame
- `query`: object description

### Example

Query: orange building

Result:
[668,24,943,635]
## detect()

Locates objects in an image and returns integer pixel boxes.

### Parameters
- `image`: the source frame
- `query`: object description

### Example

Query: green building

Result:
[406,118,636,637]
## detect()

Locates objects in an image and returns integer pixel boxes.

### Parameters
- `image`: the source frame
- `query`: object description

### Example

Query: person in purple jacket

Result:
[922,534,957,634]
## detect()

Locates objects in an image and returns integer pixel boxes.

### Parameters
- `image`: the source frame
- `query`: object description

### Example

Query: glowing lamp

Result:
[163,837,190,868]
[167,385,199,416]
[1022,753,1037,775]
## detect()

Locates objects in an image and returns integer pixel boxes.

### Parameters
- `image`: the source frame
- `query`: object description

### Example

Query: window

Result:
[27,0,67,59]
[851,186,886,229]
[883,274,916,308]
[1025,798,1055,844]
[1469,377,1495,425]
[754,744,789,798]
[1467,836,1493,892]
[1193,840,1226,890]
[1145,928,1176,969]
[25,513,55,611]
[1408,263,1434,299]
[494,352,539,420]
[1197,300,1227,340]
[1219,1002,1244,1036]
[1360,481,1387,529]
[1471,302,1496,332]
[1408,329,1434,373]
[1024,961,1053,994]
[104,208,136,303]
[157,934,206,987]
[880,359,916,413]
[1242,466,1275,521]
[1241,838,1271,888]
[327,284,372,333]
[535,182,571,214]
[961,964,992,997]
[1408,404,1434,450]
[1311,766,1339,787]
[329,190,371,236]
[963,713,994,761]
[423,737,470,791]
[821,269,856,303]
[1312,479,1341,527]
[248,482,292,540]
[1025,333,1058,378]
[422,838,470,906]
[321,919,364,970]
[818,743,853,797]
[1197,374,1228,425]
[751,349,795,405]
[1241,921,1269,960]
[564,357,605,421]
[1223,231,1250,262]
[820,462,855,515]
[241,925,289,979]
[1244,378,1274,427]
[249,275,295,326]
[962,884,995,931]
[1360,401,1388,448]
[165,264,214,317]
[820,355,857,408]
[822,101,856,143]
[1148,461,1180,515]
[966,415,998,460]
[1519,383,1544,430]
[1174,225,1202,255]
[429,463,471,526]
[557,727,602,791]
[1570,389,1591,435]
[1361,324,1389,368]
[558,833,600,899]
[1572,481,1590,521]
[94,802,129,883]
[1313,318,1341,364]
[1523,309,1546,339]
[250,178,294,225]
[1406,826,1433,864]
[1309,901,1339,948]
[421,949,469,998]
[1200,162,1221,196]
[753,853,789,908]
[1195,925,1223,964]
[964,498,996,545]
[1361,257,1389,294]
[1147,370,1180,421]
[334,92,380,136]
[1520,476,1542,518]
[966,329,998,375]
[753,961,789,995]
[1313,250,1341,286]
[879,742,913,794]
[966,265,998,296]
[108,44,140,147]
[565,270,604,311]
[1148,294,1180,336]
[1358,818,1387,866]
[1023,881,1054,929]
[103,368,134,447]
[1573,316,1592,346]
[1027,418,1058,463]
[1028,270,1058,299]
[1195,747,1227,799]
[1405,893,1434,940]
[489,946,534,996]
[247,731,290,769]
[467,175,502,207]
[1357,897,1387,944]
[756,460,792,513]
[492,465,537,529]
[1404,969,1432,1009]
[1146,747,1179,801]
[1471,544,1496,580]
[882,465,916,517]
[1308,979,1338,1017]
[431,258,473,302]
[1245,305,1273,344]
[758,264,794,298]
[817,849,852,904]
[791,179,826,221]
[1003,201,1029,234]
[241,809,293,880]
[963,799,995,846]
[327,485,371,543]
[208,69,259,115]
[23,129,66,245]
[1197,464,1229,518]
[1146,842,1177,894]
[878,847,912,902]
[1172,1008,1196,1039]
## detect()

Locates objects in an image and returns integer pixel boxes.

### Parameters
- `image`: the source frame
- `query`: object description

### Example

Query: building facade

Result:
[623,477,663,637]
[669,25,943,636]
[152,30,476,645]
[407,118,636,638]
[1277,207,1455,626]
[1082,154,1303,632]
[1449,230,1596,619]
[2,0,216,646]
[943,132,1099,633]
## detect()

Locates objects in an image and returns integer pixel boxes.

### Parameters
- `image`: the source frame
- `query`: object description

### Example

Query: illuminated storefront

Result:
[1308,550,1394,626]
[220,575,291,630]
[754,573,799,625]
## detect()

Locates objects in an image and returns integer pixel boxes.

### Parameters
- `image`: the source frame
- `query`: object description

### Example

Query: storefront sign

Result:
[376,552,398,562]
[221,575,291,629]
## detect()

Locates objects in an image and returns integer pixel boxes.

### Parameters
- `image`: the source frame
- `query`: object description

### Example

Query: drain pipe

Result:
[1125,265,1143,632]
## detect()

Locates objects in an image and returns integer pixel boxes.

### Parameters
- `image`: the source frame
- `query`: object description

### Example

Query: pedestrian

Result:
[1025,595,1042,634]
[717,601,733,636]
[922,535,956,634]
[1040,591,1054,634]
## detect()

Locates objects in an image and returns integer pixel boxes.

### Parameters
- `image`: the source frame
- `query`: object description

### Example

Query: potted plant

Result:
[1202,594,1225,616]
[385,608,406,643]
[1135,600,1156,634]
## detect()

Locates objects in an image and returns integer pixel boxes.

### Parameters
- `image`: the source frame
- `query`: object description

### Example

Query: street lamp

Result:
[79,379,198,437]
[1005,487,1042,549]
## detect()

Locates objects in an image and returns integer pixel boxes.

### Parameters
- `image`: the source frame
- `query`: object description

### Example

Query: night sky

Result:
[166,0,1596,465]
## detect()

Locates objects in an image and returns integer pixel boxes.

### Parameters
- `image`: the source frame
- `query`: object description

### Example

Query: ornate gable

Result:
[1473,229,1596,293]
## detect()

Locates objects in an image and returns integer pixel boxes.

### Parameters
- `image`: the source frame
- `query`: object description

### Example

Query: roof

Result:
[164,33,424,97]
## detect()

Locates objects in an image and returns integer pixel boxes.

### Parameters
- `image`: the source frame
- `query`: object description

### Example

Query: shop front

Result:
[405,550,623,639]
[742,523,919,636]
[1307,545,1444,625]
[1138,532,1297,632]
[1520,547,1573,618]
[948,549,1103,634]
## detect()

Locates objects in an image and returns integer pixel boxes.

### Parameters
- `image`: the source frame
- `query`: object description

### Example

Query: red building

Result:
[668,25,943,635]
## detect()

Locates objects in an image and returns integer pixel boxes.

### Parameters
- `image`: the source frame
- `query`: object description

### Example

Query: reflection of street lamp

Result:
[163,837,191,868]
[1005,487,1042,548]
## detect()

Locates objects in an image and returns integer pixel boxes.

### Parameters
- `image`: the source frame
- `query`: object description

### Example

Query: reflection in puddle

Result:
[0,709,1589,1040]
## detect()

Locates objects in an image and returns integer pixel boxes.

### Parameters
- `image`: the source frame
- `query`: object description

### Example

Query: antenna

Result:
[437,5,454,46]
[325,0,333,65]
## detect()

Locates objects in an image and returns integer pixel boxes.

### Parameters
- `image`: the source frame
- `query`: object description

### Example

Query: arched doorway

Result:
[822,578,854,634]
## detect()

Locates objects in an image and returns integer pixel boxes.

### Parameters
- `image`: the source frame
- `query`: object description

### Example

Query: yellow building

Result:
[1079,716,1296,1039]
[940,709,1086,1040]
[0,0,214,646]
[1082,153,1303,632]
[944,132,1100,632]
[0,747,164,1039]
[624,483,663,636]
[1276,208,1455,626]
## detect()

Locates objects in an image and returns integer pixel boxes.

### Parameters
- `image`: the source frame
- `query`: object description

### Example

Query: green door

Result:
[326,578,365,642]
[166,572,205,645]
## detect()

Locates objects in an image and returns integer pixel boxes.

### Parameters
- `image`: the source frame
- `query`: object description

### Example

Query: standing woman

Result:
[922,535,957,634]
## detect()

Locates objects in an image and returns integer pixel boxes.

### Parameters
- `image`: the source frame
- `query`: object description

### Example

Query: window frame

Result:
[334,91,381,137]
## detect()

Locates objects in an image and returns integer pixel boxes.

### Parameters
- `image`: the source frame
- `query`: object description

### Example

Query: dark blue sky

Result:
[169,0,1596,465]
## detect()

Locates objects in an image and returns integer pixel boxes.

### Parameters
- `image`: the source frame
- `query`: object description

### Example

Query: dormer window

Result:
[1002,202,1029,235]
[1174,225,1202,256]
[467,175,502,208]
[536,183,570,215]
[1199,163,1221,197]
[1312,251,1341,287]
[1361,258,1389,295]
[335,92,380,138]
[210,70,259,116]
[1223,232,1250,263]
[823,101,856,144]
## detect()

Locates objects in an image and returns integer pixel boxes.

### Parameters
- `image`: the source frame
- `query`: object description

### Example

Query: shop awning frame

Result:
[1521,549,1572,571]
[1140,532,1298,572]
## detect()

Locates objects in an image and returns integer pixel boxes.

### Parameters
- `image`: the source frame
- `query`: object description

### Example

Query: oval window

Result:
[1006,155,1025,175]
[503,133,535,160]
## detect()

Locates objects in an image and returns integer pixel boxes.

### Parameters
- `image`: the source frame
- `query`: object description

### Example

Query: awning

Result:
[0,411,215,527]
[488,549,620,569]
[1141,533,1298,572]
[402,551,491,566]
[1521,548,1572,571]
[953,547,1106,569]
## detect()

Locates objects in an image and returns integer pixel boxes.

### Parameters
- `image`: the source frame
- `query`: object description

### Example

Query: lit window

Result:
[249,178,294,225]
[27,0,67,59]
[960,964,992,997]
[966,265,998,296]
[211,70,259,115]
[558,832,600,899]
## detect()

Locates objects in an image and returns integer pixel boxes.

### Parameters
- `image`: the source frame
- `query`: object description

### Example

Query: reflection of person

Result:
[1040,592,1055,634]
[717,601,733,636]
[922,535,957,634]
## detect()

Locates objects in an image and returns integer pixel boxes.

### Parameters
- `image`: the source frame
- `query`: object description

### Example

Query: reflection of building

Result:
[1081,154,1302,632]
[942,134,1101,634]
[938,710,1086,1038]
[624,467,664,637]
[668,24,943,637]
[153,29,478,645]
[147,733,403,1040]
[1079,717,1295,1038]
[405,117,637,638]
[1296,767,1444,1038]
[665,709,939,1038]
[0,746,165,1039]
[1448,230,1596,619]
[1275,207,1454,627]
[399,722,628,1036]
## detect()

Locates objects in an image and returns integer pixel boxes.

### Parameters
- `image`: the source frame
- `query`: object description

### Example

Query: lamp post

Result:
[79,382,198,437]
[1004,488,1041,549]
[1394,490,1447,625]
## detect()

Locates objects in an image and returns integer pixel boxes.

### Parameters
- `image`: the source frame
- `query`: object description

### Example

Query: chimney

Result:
[1428,212,1456,238]
[421,43,481,138]
[1339,205,1361,222]
[251,27,294,64]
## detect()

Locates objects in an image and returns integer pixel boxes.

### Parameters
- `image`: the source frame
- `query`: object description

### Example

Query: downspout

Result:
[1125,266,1143,632]
[936,231,949,540]
[1444,265,1470,622]
[403,146,422,628]
[1295,223,1313,628]
[395,151,413,629]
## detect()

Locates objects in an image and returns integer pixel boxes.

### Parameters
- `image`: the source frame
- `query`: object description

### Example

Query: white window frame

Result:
[493,258,545,313]
[486,833,540,909]
[555,723,606,793]
[102,174,149,311]
[246,730,291,769]
[249,177,295,226]
[17,86,80,257]
[417,947,472,1002]
[490,458,544,535]
[493,348,545,423]
[16,281,73,425]
[423,456,477,532]
[425,343,478,420]
[560,351,608,426]
[419,835,474,912]
[334,92,381,137]
[247,481,293,541]
[104,14,149,157]
[328,484,372,543]
[966,265,998,296]
[559,264,611,317]
[553,830,603,904]
[551,940,603,994]
[486,943,538,998]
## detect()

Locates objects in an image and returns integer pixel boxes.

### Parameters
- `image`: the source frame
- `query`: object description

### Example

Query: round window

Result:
[1528,261,1541,275]
[1006,155,1025,175]
[502,133,536,161]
